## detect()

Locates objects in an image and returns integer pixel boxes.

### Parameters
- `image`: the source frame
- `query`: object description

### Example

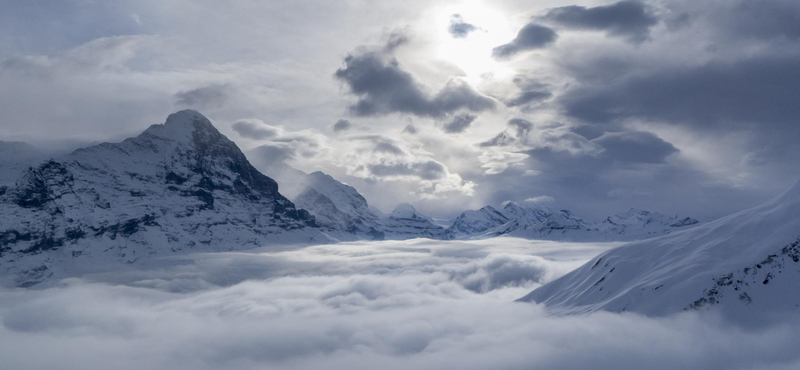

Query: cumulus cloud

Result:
[342,135,475,198]
[1,238,799,370]
[335,51,495,118]
[541,0,658,43]
[240,120,332,170]
[232,119,280,140]
[477,119,604,175]
[174,84,230,108]
[492,23,557,59]
[441,113,476,133]
[448,14,479,38]
[332,119,352,133]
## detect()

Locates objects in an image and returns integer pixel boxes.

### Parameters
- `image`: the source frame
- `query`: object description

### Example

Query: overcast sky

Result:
[1,0,799,220]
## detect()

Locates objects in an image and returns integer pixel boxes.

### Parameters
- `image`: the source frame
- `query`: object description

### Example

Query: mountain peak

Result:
[141,109,218,144]
[390,203,418,219]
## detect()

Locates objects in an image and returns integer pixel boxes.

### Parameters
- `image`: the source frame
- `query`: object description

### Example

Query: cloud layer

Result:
[1,238,799,370]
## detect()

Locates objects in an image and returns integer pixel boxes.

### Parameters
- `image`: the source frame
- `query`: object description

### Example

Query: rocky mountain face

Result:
[445,202,699,241]
[0,110,327,287]
[520,181,800,323]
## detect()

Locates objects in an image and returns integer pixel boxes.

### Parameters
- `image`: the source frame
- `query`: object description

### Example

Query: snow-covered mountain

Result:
[445,205,511,239]
[262,164,443,240]
[520,180,800,322]
[0,110,330,287]
[380,203,446,239]
[446,202,699,241]
[291,171,385,239]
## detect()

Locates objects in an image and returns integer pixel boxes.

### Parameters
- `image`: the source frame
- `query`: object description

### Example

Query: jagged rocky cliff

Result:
[0,110,328,287]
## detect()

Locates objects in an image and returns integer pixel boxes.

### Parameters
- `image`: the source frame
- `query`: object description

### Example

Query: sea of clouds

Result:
[1,237,799,370]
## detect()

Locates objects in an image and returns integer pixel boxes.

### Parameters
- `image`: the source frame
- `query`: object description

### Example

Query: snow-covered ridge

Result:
[445,201,699,241]
[269,167,445,240]
[520,180,800,322]
[0,110,328,287]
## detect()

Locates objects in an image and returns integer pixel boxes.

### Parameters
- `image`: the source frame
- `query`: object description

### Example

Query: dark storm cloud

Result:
[716,0,800,41]
[232,120,279,140]
[449,14,478,38]
[592,131,679,164]
[174,84,229,108]
[335,51,495,118]
[541,0,658,43]
[442,113,476,133]
[492,23,557,59]
[562,55,800,131]
[332,119,352,133]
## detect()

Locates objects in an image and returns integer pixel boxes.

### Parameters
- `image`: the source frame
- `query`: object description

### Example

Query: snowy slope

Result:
[292,171,385,239]
[520,180,800,321]
[446,201,698,241]
[0,110,330,287]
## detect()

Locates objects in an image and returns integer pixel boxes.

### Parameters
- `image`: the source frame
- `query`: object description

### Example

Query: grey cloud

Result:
[383,29,409,52]
[449,14,478,38]
[562,55,800,134]
[402,124,418,134]
[332,119,352,133]
[541,0,658,43]
[373,141,405,155]
[715,0,800,41]
[368,161,446,181]
[442,113,476,133]
[174,84,229,108]
[492,23,557,59]
[479,118,533,147]
[232,120,279,140]
[509,118,534,137]
[592,131,679,164]
[335,51,495,118]
[248,143,296,168]
[505,90,552,107]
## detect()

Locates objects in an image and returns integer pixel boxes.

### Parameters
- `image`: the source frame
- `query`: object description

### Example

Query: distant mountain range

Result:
[0,110,699,286]
[445,202,699,241]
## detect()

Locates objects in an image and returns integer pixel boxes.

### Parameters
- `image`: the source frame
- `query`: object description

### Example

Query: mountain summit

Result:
[0,110,324,287]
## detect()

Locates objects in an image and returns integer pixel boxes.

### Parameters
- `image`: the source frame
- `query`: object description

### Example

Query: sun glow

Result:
[433,3,517,84]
